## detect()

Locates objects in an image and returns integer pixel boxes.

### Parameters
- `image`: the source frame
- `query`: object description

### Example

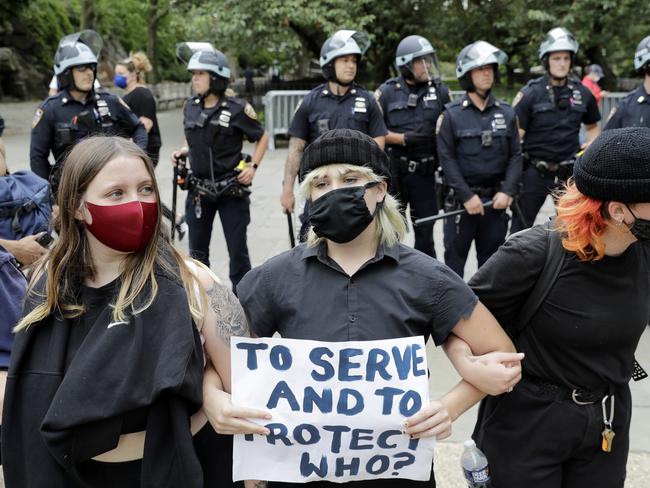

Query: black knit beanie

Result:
[299,129,391,182]
[574,127,650,202]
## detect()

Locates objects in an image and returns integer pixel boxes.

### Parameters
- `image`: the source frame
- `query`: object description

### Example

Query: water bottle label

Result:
[463,467,491,484]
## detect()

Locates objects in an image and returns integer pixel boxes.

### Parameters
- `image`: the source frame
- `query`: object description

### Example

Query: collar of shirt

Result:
[320,83,359,101]
[460,92,498,110]
[636,85,650,103]
[61,89,93,106]
[301,240,400,274]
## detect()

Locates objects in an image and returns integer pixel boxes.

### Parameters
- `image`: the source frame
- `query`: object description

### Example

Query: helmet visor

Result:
[176,42,215,64]
[59,30,103,57]
[411,53,441,80]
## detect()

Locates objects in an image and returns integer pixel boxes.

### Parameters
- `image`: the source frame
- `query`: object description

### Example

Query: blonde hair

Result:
[16,136,205,331]
[118,51,152,83]
[299,164,406,247]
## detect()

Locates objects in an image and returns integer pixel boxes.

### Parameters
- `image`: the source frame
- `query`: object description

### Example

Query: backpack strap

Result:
[513,219,565,336]
[511,220,647,381]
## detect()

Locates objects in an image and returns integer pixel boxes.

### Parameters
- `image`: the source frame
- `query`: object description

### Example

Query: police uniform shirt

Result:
[469,223,649,391]
[436,93,522,203]
[514,75,600,162]
[29,90,147,181]
[288,83,387,145]
[183,96,264,179]
[604,84,650,130]
[376,76,450,158]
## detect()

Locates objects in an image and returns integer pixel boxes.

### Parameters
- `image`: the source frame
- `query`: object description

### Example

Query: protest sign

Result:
[232,336,435,483]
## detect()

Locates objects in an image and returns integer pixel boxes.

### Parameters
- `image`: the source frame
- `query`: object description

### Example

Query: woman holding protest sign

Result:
[202,128,524,487]
[1,136,253,488]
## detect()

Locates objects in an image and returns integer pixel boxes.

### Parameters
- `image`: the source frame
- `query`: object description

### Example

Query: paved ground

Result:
[2,101,649,486]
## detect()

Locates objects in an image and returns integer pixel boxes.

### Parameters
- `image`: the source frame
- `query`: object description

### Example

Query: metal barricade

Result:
[263,90,309,150]
[600,92,629,125]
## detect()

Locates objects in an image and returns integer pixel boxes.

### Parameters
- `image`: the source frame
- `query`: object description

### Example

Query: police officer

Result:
[604,35,650,130]
[437,41,522,278]
[172,43,268,289]
[30,30,147,198]
[376,35,450,258]
[510,27,600,232]
[279,30,387,234]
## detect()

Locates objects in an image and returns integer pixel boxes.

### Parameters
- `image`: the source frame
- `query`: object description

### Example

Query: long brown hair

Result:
[16,136,204,330]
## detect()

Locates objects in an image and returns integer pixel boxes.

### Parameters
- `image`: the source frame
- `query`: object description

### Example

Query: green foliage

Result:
[9,0,650,90]
[20,0,76,66]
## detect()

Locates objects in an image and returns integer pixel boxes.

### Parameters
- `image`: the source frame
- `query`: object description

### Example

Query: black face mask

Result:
[309,182,380,243]
[626,205,650,242]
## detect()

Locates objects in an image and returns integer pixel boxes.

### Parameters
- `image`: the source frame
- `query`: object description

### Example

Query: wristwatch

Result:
[251,162,259,170]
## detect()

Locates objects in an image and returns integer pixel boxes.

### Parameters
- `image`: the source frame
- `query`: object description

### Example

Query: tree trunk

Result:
[147,0,160,83]
[80,0,96,30]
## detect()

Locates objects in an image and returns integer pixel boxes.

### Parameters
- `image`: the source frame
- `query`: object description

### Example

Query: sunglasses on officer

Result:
[73,64,96,73]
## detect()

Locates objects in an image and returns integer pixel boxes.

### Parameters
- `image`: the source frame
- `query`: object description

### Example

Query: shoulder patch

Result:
[31,108,44,129]
[244,102,257,120]
[512,91,524,107]
[435,113,445,135]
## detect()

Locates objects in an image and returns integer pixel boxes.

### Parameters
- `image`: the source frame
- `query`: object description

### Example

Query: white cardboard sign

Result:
[231,336,435,483]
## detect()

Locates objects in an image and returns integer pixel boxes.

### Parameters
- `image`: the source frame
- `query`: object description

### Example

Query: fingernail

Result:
[265,414,272,419]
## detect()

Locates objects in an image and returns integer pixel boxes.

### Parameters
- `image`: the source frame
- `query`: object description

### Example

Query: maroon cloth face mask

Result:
[84,200,158,252]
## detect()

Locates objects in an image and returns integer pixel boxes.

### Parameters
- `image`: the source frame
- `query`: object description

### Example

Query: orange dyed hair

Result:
[555,180,608,262]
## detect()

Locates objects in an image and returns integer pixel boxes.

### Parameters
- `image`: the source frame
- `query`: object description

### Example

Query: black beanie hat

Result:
[299,129,391,182]
[573,127,650,203]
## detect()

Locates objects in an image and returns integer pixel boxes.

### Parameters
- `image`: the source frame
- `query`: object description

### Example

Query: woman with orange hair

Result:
[461,127,650,488]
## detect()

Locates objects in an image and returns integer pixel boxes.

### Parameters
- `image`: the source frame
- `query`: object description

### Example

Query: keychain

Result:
[601,395,615,453]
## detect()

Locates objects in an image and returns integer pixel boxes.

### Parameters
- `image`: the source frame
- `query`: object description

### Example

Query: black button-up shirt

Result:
[514,75,600,162]
[288,83,387,145]
[376,76,450,159]
[604,85,650,130]
[237,242,477,346]
[437,93,522,202]
[29,90,147,181]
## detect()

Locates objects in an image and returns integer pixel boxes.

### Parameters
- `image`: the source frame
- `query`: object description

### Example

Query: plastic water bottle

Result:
[460,439,491,487]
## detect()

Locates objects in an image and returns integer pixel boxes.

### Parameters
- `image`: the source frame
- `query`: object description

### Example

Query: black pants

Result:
[186,195,251,288]
[511,166,561,233]
[474,378,631,488]
[194,423,244,488]
[443,204,508,278]
[395,172,438,258]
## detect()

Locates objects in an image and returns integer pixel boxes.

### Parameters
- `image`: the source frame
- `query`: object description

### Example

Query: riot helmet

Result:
[395,35,441,83]
[634,35,650,74]
[320,30,370,85]
[539,27,579,72]
[176,42,231,96]
[53,30,102,92]
[456,40,507,92]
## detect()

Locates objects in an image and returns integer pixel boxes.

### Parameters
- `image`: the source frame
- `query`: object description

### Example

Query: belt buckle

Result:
[408,160,418,173]
[571,389,596,405]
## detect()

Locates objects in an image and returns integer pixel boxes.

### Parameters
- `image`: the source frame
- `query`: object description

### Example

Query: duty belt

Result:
[524,376,609,405]
[529,158,575,174]
[469,185,497,199]
[397,155,436,173]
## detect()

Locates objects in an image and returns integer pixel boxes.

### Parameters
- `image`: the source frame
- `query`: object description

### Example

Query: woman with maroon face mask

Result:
[1,136,256,488]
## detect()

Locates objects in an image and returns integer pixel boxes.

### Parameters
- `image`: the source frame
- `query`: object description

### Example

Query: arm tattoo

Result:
[284,137,306,184]
[207,283,250,344]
